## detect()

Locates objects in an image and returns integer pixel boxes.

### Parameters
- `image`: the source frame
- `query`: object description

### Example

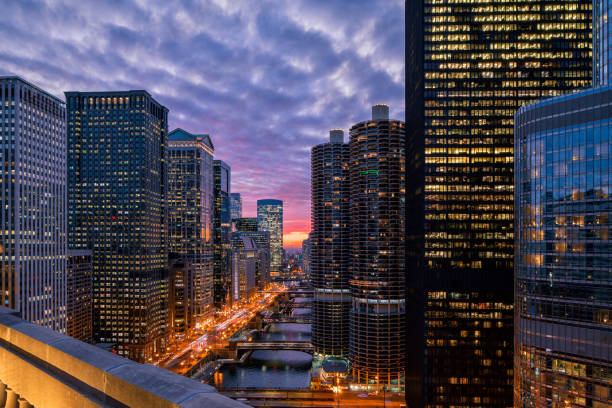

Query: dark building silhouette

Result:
[66,90,170,362]
[405,0,592,405]
[213,160,232,308]
[168,258,195,337]
[67,250,93,343]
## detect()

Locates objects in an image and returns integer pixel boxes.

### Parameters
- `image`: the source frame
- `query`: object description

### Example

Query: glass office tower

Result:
[515,62,612,408]
[0,76,67,333]
[257,199,283,278]
[66,90,169,362]
[405,1,592,405]
[349,105,405,389]
[213,160,231,307]
[311,129,351,358]
[167,129,214,328]
[230,193,242,220]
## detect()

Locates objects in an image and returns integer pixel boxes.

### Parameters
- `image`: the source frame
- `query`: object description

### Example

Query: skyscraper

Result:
[311,129,350,358]
[230,234,257,302]
[405,1,592,405]
[213,160,231,307]
[257,199,283,278]
[235,230,271,288]
[349,105,405,389]
[66,90,169,362]
[515,82,612,408]
[167,128,215,328]
[230,193,242,220]
[515,4,612,404]
[0,76,67,333]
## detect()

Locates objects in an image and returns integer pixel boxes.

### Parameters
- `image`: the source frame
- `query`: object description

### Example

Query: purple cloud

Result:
[0,0,405,246]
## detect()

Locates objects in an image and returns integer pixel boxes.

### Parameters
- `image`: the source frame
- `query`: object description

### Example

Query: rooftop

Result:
[0,306,246,408]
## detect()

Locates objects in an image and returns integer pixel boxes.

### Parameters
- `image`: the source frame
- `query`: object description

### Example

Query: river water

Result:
[215,323,313,390]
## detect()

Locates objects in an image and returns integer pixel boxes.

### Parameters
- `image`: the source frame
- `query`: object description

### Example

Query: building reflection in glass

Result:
[515,85,612,408]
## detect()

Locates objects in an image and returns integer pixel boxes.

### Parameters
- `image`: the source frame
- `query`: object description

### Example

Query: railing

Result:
[0,306,246,408]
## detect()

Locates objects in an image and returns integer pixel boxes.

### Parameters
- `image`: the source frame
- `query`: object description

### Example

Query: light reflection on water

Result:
[216,323,313,390]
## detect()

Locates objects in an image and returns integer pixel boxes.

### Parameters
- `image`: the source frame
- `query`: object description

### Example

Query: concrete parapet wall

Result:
[0,307,246,408]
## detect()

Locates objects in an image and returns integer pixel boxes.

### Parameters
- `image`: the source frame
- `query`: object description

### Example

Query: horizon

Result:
[0,0,405,248]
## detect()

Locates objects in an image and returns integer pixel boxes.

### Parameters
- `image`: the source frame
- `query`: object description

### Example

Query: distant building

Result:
[0,76,67,333]
[213,160,232,308]
[257,199,283,278]
[234,217,258,232]
[230,234,257,302]
[66,90,170,362]
[301,233,311,280]
[230,193,242,220]
[236,231,271,288]
[349,105,405,387]
[168,128,215,327]
[66,250,93,343]
[311,130,350,358]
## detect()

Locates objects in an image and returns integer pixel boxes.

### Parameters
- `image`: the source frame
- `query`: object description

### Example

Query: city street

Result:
[152,284,286,374]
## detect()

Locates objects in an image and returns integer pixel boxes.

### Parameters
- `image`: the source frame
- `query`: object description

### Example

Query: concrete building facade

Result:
[0,76,67,333]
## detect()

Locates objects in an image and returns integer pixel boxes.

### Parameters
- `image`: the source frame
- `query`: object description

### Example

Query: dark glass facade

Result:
[230,193,242,220]
[349,105,405,389]
[405,1,592,405]
[311,130,351,358]
[234,217,258,232]
[515,85,612,408]
[213,160,231,308]
[167,129,214,328]
[66,91,169,362]
[168,257,195,337]
[67,249,93,343]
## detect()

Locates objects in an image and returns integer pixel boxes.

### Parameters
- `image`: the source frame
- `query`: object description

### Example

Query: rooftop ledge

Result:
[0,306,246,408]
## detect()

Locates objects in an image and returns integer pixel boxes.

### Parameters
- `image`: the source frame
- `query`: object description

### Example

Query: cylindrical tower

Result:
[349,105,406,388]
[311,130,351,357]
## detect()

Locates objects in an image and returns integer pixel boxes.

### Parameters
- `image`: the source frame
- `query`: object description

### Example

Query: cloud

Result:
[1,0,404,246]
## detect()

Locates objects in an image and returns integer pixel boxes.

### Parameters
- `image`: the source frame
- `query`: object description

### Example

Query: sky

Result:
[1,0,405,247]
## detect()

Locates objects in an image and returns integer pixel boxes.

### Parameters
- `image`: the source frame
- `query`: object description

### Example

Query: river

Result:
[214,323,313,390]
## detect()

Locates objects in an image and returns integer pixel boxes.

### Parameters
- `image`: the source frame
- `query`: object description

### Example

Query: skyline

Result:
[0,0,405,247]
